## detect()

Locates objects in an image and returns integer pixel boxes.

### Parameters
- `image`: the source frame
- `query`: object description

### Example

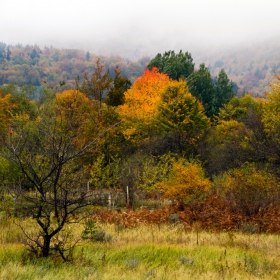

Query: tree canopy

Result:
[147,50,194,80]
[187,64,216,118]
[118,67,171,142]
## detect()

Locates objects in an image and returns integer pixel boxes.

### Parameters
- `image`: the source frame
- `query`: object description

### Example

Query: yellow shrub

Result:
[215,163,280,215]
[158,159,212,205]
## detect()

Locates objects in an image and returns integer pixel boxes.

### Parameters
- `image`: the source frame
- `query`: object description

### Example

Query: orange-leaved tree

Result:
[118,67,171,142]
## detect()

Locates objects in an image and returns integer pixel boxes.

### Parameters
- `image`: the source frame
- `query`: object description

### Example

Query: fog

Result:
[2,0,280,59]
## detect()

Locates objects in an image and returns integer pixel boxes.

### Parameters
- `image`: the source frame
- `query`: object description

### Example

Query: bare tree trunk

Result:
[42,235,51,257]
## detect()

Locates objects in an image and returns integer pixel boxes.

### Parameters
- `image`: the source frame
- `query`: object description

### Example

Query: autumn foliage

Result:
[262,74,280,140]
[158,159,212,205]
[118,67,171,140]
[93,195,280,233]
[54,90,97,147]
[215,163,280,216]
[2,47,280,240]
[155,80,209,148]
[0,92,16,133]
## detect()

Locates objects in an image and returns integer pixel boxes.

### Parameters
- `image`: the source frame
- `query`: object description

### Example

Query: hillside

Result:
[84,36,280,96]
[0,43,149,90]
[192,37,280,96]
[1,37,280,96]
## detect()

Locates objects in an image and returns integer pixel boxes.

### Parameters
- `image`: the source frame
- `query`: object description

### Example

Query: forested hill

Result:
[0,38,280,96]
[0,43,150,90]
[192,37,280,97]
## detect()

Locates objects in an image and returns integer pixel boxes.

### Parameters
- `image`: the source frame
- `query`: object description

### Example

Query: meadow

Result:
[1,211,280,280]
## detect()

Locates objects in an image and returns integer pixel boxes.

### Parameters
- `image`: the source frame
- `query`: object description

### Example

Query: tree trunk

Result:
[42,235,51,257]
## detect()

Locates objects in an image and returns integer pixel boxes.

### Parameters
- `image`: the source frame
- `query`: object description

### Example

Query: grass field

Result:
[1,214,280,280]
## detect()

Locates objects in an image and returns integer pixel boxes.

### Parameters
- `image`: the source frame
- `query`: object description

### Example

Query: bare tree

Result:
[0,92,119,260]
[77,58,112,109]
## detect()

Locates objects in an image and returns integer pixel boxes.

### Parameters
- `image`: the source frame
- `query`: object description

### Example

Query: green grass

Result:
[0,217,280,279]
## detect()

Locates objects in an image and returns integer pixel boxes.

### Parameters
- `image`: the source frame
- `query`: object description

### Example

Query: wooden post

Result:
[87,181,90,203]
[126,185,129,207]
[108,193,111,209]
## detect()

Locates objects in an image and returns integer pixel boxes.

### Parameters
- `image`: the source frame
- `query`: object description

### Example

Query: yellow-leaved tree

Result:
[154,80,209,154]
[0,92,17,134]
[0,88,119,260]
[54,89,96,146]
[55,89,121,155]
[262,74,280,140]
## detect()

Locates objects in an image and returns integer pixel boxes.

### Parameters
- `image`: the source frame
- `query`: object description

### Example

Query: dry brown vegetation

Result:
[93,195,280,233]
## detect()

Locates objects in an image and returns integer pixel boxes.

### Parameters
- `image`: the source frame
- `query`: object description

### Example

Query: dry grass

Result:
[1,214,280,279]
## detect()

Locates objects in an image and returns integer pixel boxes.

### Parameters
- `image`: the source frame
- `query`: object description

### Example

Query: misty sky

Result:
[2,0,280,58]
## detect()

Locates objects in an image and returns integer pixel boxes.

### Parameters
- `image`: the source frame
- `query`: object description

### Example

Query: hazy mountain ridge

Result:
[0,43,149,90]
[0,37,280,96]
[192,37,280,96]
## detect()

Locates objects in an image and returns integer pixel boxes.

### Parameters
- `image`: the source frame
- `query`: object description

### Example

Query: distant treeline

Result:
[193,38,280,96]
[0,42,149,90]
[1,39,280,96]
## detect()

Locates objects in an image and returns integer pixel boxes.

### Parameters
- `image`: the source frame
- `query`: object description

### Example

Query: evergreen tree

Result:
[187,64,215,118]
[213,69,235,115]
[105,66,131,107]
[6,46,11,61]
[30,48,39,59]
[148,50,194,80]
[0,42,6,60]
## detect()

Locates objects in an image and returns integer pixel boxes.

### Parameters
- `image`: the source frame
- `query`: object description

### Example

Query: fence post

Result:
[87,181,90,203]
[108,193,111,209]
[126,186,130,208]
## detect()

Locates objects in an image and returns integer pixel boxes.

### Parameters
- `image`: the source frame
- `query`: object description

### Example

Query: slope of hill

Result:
[0,37,280,96]
[192,37,280,96]
[0,43,149,90]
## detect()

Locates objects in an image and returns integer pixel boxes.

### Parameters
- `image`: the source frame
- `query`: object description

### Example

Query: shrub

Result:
[125,256,140,269]
[157,159,212,205]
[214,163,280,216]
[168,213,179,225]
[81,219,112,242]
[179,255,194,265]
[240,222,260,234]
